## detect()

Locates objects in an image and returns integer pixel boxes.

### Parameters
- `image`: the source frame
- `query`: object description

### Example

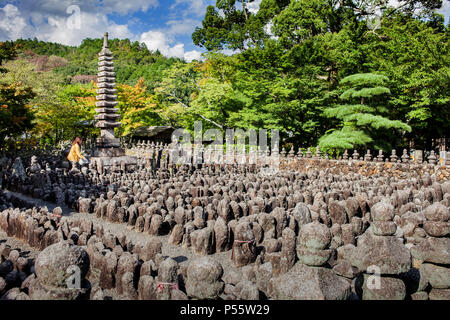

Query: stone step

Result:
[97,82,116,89]
[98,60,114,67]
[96,94,117,101]
[94,142,123,150]
[95,101,119,107]
[97,71,116,78]
[97,76,116,83]
[95,114,121,120]
[98,66,114,72]
[96,88,117,95]
[95,108,119,113]
[98,54,113,60]
[95,121,122,128]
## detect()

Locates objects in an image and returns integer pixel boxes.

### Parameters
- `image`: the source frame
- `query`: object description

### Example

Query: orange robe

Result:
[67,143,86,162]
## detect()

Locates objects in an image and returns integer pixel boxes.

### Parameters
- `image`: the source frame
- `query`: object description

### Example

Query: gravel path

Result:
[3,190,72,216]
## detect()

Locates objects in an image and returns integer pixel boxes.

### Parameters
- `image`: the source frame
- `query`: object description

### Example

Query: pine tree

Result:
[319,73,411,152]
[0,41,18,73]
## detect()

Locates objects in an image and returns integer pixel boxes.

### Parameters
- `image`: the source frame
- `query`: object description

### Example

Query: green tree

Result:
[0,82,36,148]
[272,0,337,45]
[193,0,443,52]
[319,73,411,152]
[48,83,97,145]
[0,59,97,146]
[192,0,284,51]
[116,78,163,137]
[0,41,18,73]
[156,61,201,128]
[191,76,250,130]
[0,59,65,103]
[365,13,449,149]
[156,60,238,130]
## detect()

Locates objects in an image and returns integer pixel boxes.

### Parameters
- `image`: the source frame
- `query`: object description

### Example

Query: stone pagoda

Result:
[91,32,136,171]
[94,32,125,157]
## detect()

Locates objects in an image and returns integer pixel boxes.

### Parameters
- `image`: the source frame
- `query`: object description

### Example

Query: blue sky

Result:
[0,0,448,62]
[0,0,222,61]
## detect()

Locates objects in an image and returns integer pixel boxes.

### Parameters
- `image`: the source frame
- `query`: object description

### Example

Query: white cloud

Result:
[222,48,241,56]
[0,4,29,40]
[43,12,133,46]
[246,0,262,14]
[166,19,201,36]
[264,20,278,39]
[18,0,98,18]
[146,1,209,61]
[170,0,210,17]
[102,0,159,15]
[170,43,186,59]
[140,30,185,58]
[0,0,207,61]
[140,29,204,61]
[0,3,133,45]
[140,31,170,54]
[184,50,203,62]
[0,0,159,44]
[436,0,450,23]
[9,0,157,17]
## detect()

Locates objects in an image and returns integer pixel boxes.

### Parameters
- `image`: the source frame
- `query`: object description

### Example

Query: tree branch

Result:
[242,0,249,21]
[168,91,190,109]
[198,114,224,129]
[167,90,223,129]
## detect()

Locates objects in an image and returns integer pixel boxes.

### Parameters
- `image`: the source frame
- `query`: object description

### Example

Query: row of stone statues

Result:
[126,140,449,166]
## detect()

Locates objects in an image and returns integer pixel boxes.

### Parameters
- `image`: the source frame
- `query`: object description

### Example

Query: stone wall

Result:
[280,158,450,181]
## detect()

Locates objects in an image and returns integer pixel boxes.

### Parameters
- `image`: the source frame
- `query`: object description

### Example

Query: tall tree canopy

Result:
[191,0,447,151]
[116,79,163,137]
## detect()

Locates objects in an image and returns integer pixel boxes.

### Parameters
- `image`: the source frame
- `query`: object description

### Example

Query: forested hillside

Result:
[0,37,182,148]
[13,38,180,89]
[0,0,448,154]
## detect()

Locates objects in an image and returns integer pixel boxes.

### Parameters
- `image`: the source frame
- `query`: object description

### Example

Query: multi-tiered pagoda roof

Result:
[95,32,122,150]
